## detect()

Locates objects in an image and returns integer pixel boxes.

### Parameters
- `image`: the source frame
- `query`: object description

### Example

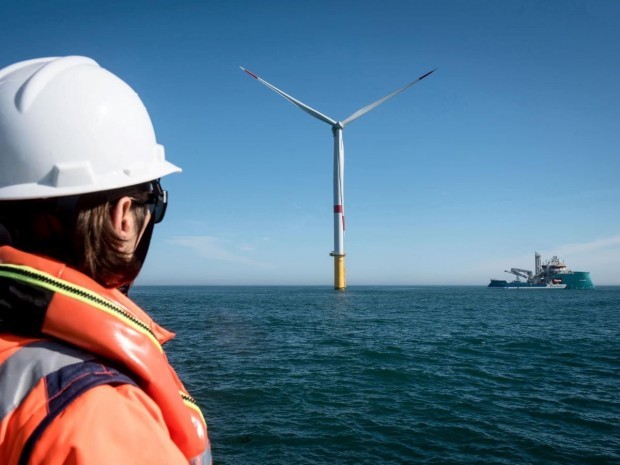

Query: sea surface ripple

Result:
[132,286,620,465]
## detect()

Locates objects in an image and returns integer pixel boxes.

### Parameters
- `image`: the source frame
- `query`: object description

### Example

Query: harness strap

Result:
[0,340,135,465]
[0,341,93,422]
[19,358,135,465]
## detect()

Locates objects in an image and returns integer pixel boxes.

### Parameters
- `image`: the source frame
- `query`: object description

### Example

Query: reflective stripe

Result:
[0,340,93,422]
[0,264,162,350]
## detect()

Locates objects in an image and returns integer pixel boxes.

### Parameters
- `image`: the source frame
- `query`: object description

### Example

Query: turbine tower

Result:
[242,66,435,290]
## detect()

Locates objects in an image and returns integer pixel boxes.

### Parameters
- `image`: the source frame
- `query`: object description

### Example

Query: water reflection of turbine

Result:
[242,66,436,290]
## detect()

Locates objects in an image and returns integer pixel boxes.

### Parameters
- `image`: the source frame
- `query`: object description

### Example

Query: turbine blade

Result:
[241,67,337,126]
[341,68,437,127]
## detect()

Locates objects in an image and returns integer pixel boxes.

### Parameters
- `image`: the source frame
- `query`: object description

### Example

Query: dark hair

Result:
[0,183,151,288]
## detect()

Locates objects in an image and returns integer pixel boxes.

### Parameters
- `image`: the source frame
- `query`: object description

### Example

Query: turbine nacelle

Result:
[332,122,344,134]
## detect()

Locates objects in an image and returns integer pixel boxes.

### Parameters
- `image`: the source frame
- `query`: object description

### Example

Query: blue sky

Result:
[2,0,619,285]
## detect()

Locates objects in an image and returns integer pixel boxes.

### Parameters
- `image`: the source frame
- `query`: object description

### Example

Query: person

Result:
[0,56,211,465]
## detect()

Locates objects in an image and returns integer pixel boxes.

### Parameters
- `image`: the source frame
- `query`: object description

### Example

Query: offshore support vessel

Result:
[488,252,594,289]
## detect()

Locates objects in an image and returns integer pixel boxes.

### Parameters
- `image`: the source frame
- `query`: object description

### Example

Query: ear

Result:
[110,197,135,240]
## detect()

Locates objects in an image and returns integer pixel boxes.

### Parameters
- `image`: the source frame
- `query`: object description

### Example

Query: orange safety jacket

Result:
[0,245,211,465]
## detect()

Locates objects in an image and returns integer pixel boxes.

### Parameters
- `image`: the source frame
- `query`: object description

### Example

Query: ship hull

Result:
[488,280,567,289]
[553,271,594,289]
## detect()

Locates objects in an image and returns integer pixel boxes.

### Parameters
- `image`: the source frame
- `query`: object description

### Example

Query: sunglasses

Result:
[132,180,168,224]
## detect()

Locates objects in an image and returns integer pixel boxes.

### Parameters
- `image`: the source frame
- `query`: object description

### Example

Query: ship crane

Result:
[504,268,533,282]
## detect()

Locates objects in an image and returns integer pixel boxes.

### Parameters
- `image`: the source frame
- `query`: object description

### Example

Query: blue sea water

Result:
[131,286,620,465]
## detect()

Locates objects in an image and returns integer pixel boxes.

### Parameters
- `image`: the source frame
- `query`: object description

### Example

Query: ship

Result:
[488,252,594,289]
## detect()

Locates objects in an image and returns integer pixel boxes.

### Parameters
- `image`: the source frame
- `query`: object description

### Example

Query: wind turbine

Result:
[241,66,436,290]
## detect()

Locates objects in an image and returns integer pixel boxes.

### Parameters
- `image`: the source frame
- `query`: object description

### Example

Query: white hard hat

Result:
[0,56,181,200]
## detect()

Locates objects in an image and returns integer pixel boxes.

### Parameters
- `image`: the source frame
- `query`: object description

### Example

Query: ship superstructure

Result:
[489,252,594,289]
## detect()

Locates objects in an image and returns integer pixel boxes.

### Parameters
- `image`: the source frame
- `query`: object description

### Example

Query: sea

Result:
[130,285,620,465]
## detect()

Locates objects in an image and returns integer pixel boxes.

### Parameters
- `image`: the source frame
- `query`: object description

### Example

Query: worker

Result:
[0,56,211,465]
